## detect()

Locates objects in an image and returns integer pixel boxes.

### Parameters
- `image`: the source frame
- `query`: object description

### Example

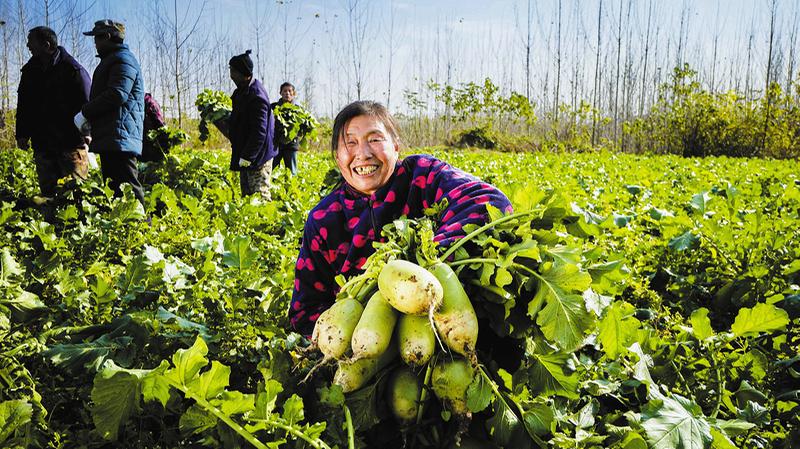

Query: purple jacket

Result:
[228,78,277,170]
[16,46,91,152]
[289,154,513,335]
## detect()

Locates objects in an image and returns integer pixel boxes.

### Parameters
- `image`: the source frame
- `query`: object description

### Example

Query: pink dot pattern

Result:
[288,154,513,335]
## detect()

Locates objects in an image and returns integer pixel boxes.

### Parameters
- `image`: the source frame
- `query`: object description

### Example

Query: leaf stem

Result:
[439,210,537,261]
[344,404,355,449]
[164,378,332,449]
[183,392,269,449]
[707,344,725,419]
[448,257,501,267]
[260,418,333,449]
[510,262,550,319]
[416,359,435,425]
[477,366,548,449]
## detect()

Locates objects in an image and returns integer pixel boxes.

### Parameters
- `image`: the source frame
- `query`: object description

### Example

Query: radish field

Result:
[0,148,797,449]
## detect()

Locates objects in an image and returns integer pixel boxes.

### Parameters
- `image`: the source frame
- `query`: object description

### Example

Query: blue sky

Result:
[10,0,798,117]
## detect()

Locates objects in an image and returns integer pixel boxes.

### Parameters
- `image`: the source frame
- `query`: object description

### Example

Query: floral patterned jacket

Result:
[289,154,513,335]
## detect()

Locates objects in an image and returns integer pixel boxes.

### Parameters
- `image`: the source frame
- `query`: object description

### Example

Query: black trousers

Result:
[99,152,145,204]
[272,146,298,175]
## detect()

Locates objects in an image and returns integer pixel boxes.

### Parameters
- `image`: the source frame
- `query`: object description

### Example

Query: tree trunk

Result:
[613,0,624,143]
[762,0,776,153]
[591,0,602,145]
[173,0,182,127]
[553,0,562,123]
[525,0,532,100]
[639,0,652,117]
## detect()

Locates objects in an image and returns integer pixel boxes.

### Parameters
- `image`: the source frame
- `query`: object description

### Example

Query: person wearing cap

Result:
[215,50,277,199]
[15,26,91,198]
[79,19,145,204]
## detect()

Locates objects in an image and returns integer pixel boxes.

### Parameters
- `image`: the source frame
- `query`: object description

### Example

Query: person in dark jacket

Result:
[288,101,513,336]
[15,26,91,197]
[216,50,277,199]
[140,92,167,162]
[270,82,303,175]
[79,19,145,204]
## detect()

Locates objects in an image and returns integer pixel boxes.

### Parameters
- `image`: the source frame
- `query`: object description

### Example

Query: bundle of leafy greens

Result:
[273,102,319,148]
[195,89,232,143]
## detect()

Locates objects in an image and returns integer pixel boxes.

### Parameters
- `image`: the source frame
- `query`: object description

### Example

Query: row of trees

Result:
[0,0,798,155]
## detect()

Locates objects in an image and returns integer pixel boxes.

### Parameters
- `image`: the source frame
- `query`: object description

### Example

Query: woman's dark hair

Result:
[29,26,58,48]
[331,101,400,157]
[280,82,295,91]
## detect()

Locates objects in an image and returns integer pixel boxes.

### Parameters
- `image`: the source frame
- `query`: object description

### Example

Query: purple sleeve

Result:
[78,66,91,105]
[15,72,31,140]
[144,94,166,130]
[289,216,337,336]
[421,158,513,246]
[241,96,271,162]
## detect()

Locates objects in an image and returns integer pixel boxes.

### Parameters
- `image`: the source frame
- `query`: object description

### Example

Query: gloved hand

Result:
[73,112,91,135]
[238,158,251,168]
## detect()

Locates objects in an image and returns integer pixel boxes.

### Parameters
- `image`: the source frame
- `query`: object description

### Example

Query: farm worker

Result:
[288,100,513,336]
[15,26,91,198]
[271,82,312,175]
[140,93,168,162]
[79,19,145,205]
[214,50,277,199]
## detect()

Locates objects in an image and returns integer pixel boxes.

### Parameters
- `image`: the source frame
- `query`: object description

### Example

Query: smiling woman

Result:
[335,110,400,195]
[289,100,513,336]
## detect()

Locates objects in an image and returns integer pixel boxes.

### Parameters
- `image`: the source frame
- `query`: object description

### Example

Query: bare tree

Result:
[591,0,603,145]
[384,3,397,109]
[248,0,274,80]
[639,0,653,116]
[613,0,623,141]
[745,20,754,101]
[147,0,208,127]
[0,18,8,130]
[277,1,313,83]
[786,3,798,96]
[762,0,777,151]
[621,0,633,136]
[344,0,370,100]
[513,0,535,100]
[553,0,562,121]
[302,38,317,111]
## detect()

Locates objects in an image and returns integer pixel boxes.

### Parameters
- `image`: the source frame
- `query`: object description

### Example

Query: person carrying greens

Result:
[288,100,512,336]
[271,82,315,176]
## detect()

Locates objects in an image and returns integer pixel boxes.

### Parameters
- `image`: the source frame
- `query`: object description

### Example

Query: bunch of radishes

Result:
[312,257,481,423]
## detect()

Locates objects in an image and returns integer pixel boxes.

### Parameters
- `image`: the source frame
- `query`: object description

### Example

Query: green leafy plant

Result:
[147,125,189,155]
[0,147,795,448]
[195,89,232,143]
[91,336,331,448]
[273,102,319,149]
[624,64,800,158]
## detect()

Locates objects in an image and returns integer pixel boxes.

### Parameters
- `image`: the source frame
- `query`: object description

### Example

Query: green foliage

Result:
[273,102,319,149]
[639,394,713,449]
[0,147,796,448]
[0,399,33,445]
[401,78,540,151]
[147,125,189,155]
[91,337,331,448]
[427,78,537,129]
[452,125,498,149]
[624,64,800,158]
[543,100,611,152]
[195,89,232,143]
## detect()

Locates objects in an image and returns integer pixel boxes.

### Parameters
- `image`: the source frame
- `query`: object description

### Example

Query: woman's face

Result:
[336,115,399,196]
